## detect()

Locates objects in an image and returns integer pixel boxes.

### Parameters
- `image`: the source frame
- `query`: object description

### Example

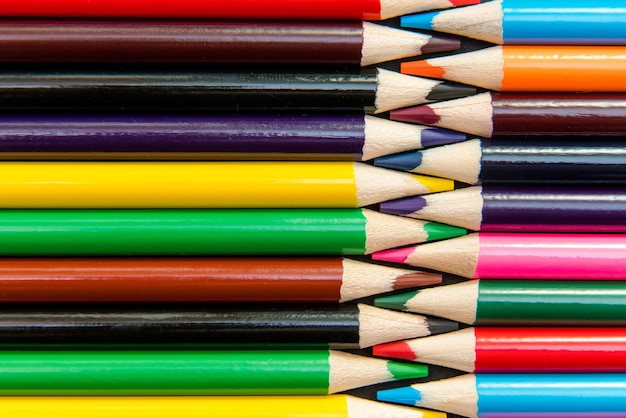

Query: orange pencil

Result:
[401,45,626,92]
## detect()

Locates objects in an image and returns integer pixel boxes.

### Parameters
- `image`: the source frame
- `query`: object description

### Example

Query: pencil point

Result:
[424,222,466,241]
[374,151,423,171]
[453,0,481,4]
[394,271,442,289]
[375,291,417,311]
[401,60,445,78]
[377,386,422,406]
[420,127,468,148]
[390,105,440,125]
[428,316,460,334]
[371,246,415,265]
[374,341,418,361]
[421,35,461,55]
[426,82,478,102]
[387,360,428,380]
[380,196,427,216]
[401,12,437,31]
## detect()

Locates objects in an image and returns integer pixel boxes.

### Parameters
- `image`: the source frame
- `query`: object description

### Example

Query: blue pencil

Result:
[401,0,626,45]
[377,373,626,417]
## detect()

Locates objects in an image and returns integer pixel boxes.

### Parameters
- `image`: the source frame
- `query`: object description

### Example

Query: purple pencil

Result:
[379,185,626,232]
[0,114,464,160]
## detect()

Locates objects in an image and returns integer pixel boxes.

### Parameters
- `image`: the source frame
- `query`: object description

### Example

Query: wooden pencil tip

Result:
[421,35,461,55]
[452,0,482,5]
[375,291,417,311]
[401,12,437,31]
[377,386,422,406]
[372,246,416,265]
[373,340,418,361]
[380,196,427,216]
[394,271,442,289]
[401,60,445,79]
[420,127,468,148]
[374,151,422,171]
[390,105,440,125]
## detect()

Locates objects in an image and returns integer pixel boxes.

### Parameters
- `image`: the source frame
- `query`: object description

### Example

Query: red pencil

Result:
[0,257,439,303]
[0,0,478,19]
[374,327,626,373]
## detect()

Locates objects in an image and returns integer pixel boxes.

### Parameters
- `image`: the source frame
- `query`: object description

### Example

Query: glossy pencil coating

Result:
[372,233,626,279]
[0,114,467,161]
[0,209,466,256]
[0,396,445,418]
[0,257,441,303]
[389,92,626,137]
[374,327,626,373]
[401,0,626,45]
[0,303,458,348]
[379,185,626,232]
[0,350,428,395]
[0,0,480,20]
[0,21,460,66]
[0,68,477,114]
[373,138,626,185]
[401,46,626,92]
[377,374,626,417]
[0,161,453,208]
[374,280,626,325]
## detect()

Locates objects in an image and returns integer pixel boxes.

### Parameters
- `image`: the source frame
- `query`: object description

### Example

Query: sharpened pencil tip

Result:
[426,82,478,102]
[394,271,442,289]
[390,105,440,125]
[453,0,482,4]
[428,316,460,334]
[380,196,426,216]
[374,341,418,361]
[401,12,437,31]
[402,60,445,78]
[424,222,466,241]
[377,386,422,406]
[372,246,415,265]
[375,291,417,311]
[387,360,429,380]
[420,127,468,148]
[421,35,461,55]
[374,151,422,171]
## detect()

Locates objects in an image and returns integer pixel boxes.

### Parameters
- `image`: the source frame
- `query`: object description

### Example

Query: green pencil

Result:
[0,350,427,395]
[375,280,626,325]
[0,208,464,255]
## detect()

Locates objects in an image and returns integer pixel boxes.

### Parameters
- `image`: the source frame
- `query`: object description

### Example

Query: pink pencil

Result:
[372,233,626,279]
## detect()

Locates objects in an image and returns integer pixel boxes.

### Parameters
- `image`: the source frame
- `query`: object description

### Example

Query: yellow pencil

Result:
[0,161,452,208]
[0,395,444,418]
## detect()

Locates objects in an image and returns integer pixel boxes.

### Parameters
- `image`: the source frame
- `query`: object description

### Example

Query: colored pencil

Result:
[401,46,626,92]
[373,138,626,185]
[0,161,454,208]
[0,209,465,256]
[374,327,626,373]
[0,350,428,395]
[374,279,626,325]
[0,304,457,348]
[0,0,479,20]
[401,0,626,45]
[379,185,626,232]
[0,257,440,303]
[0,395,445,418]
[372,233,626,279]
[377,373,626,417]
[0,114,466,161]
[0,68,477,114]
[0,21,460,66]
[390,92,626,137]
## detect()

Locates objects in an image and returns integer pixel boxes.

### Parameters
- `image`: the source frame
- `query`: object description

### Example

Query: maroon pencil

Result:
[390,92,626,137]
[0,20,459,66]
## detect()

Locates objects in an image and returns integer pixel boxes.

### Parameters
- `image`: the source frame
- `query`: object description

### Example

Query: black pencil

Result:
[374,138,626,185]
[0,303,457,349]
[0,68,476,114]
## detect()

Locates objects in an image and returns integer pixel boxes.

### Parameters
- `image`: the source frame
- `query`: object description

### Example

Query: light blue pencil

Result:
[401,0,626,45]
